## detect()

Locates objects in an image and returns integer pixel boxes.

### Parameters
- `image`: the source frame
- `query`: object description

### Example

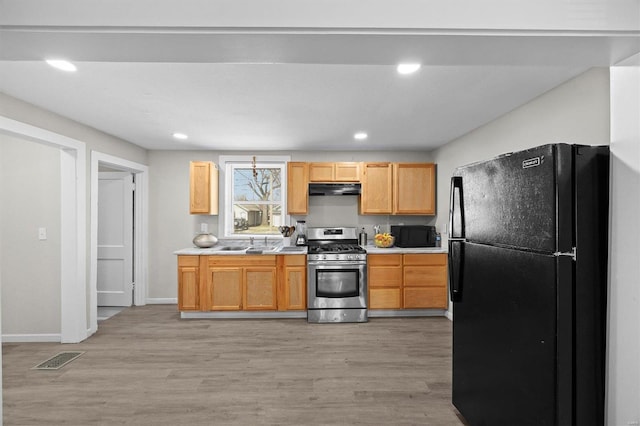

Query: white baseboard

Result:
[445,310,453,321]
[2,333,61,343]
[145,298,177,304]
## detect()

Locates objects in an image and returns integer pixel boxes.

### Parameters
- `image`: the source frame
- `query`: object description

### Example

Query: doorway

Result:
[89,152,148,335]
[97,170,134,313]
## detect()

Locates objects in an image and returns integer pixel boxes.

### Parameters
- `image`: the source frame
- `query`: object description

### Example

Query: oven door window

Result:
[315,269,360,298]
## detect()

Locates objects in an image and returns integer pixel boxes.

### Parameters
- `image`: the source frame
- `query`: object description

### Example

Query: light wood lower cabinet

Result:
[244,267,277,310]
[368,253,448,310]
[403,254,448,309]
[209,267,243,310]
[277,255,307,311]
[177,256,200,310]
[368,254,403,309]
[178,255,306,312]
[203,255,277,311]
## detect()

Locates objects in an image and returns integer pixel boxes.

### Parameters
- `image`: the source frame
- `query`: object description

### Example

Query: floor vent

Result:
[32,351,85,370]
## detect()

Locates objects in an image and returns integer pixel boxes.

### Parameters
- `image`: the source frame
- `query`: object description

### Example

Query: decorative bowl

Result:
[193,233,218,248]
[373,234,395,248]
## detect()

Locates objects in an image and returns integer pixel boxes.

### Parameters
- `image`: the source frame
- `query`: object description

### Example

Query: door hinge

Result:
[553,247,576,261]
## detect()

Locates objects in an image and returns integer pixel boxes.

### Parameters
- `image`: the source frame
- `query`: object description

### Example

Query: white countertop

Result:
[175,245,446,255]
[174,245,307,255]
[364,245,448,254]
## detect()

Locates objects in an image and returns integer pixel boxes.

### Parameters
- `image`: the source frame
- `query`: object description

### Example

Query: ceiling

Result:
[1,3,639,151]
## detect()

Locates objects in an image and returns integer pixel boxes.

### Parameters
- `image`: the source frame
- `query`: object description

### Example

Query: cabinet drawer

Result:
[208,255,276,267]
[369,288,402,309]
[178,255,199,267]
[404,266,447,287]
[403,253,447,266]
[282,254,306,266]
[403,287,448,309]
[368,254,402,266]
[368,266,402,288]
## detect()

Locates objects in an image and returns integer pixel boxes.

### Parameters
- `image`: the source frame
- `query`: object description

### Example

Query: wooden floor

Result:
[2,305,468,425]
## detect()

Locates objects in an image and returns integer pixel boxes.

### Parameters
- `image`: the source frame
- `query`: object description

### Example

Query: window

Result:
[222,156,289,238]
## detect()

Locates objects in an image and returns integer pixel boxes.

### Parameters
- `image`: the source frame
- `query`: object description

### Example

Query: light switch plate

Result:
[38,227,47,240]
[200,223,208,233]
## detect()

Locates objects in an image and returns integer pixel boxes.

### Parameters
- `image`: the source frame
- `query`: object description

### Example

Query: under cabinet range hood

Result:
[308,183,361,196]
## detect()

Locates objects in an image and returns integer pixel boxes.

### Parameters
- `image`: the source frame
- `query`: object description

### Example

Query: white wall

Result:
[0,135,61,337]
[431,68,611,234]
[0,93,148,339]
[148,149,433,301]
[606,57,640,426]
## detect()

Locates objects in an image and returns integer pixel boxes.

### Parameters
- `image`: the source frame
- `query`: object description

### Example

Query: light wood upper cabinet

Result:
[309,162,360,182]
[360,162,436,215]
[393,163,436,215]
[360,163,393,214]
[287,162,309,215]
[189,161,219,215]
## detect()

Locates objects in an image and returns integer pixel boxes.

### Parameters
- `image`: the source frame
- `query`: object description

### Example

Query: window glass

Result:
[224,159,287,237]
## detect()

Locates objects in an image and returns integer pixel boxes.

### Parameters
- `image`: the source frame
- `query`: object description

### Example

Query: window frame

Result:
[220,155,290,239]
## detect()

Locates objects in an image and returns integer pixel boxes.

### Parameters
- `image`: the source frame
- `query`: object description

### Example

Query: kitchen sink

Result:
[217,246,249,251]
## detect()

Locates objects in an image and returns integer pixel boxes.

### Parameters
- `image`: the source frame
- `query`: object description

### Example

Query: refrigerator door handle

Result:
[448,240,464,302]
[449,176,465,239]
[448,176,465,302]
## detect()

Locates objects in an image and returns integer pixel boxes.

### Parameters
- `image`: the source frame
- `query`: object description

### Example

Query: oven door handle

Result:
[308,261,367,267]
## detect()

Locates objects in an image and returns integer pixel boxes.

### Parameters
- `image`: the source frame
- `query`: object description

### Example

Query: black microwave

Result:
[390,225,437,248]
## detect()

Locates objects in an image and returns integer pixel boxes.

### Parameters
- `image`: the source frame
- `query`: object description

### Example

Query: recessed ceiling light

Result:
[45,59,77,72]
[354,132,368,141]
[173,132,188,140]
[397,63,421,75]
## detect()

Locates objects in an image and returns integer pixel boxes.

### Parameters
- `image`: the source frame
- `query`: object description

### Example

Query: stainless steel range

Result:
[306,227,368,323]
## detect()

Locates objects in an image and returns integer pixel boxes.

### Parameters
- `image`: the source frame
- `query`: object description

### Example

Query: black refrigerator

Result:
[448,143,609,426]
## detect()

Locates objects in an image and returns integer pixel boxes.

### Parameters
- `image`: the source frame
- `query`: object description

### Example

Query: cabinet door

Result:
[277,255,307,311]
[209,267,243,310]
[178,256,199,310]
[403,254,448,309]
[287,162,309,215]
[308,163,334,182]
[368,254,402,309]
[360,163,393,214]
[334,162,360,182]
[393,163,436,215]
[284,265,307,310]
[244,267,277,310]
[190,161,219,215]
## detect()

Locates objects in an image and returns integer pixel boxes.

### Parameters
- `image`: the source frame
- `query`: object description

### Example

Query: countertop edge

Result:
[174,246,447,255]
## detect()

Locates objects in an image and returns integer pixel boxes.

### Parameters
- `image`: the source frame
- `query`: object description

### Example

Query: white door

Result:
[98,172,134,306]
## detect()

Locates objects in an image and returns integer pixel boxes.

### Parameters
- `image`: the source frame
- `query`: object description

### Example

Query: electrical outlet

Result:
[38,227,47,240]
[200,223,208,233]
